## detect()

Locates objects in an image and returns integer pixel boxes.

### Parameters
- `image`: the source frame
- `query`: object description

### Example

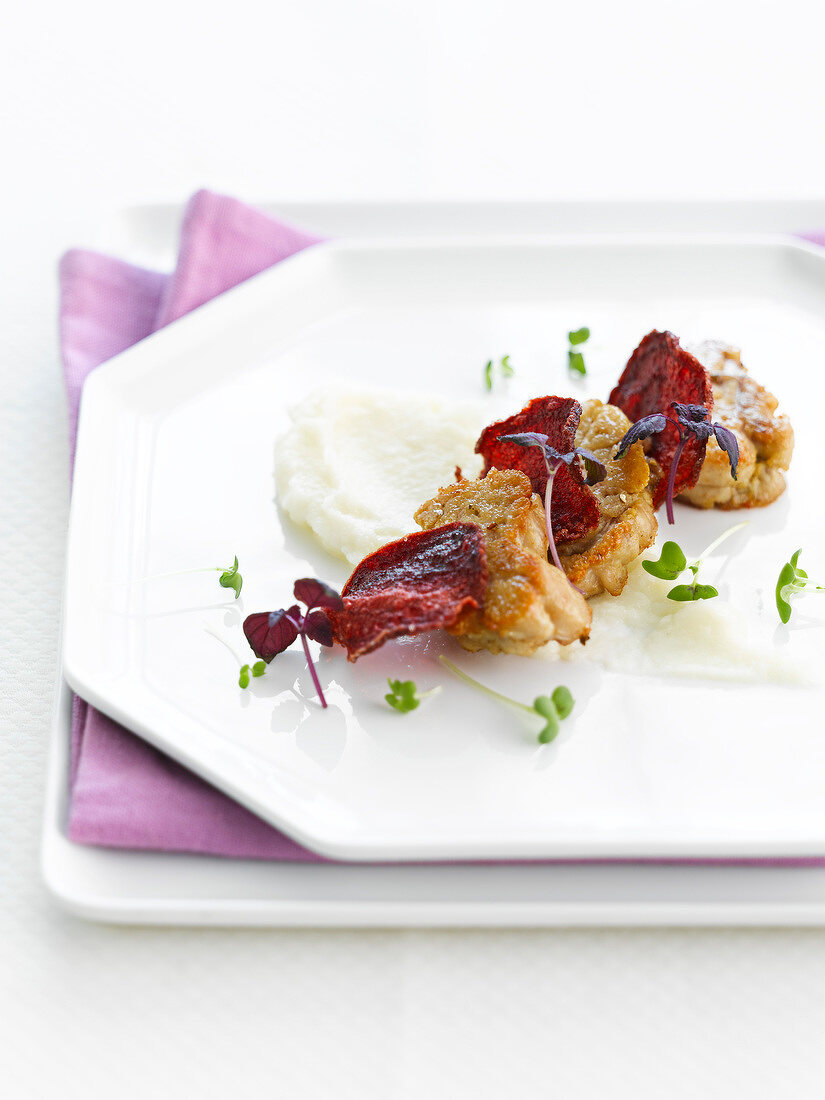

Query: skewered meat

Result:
[415,468,591,654]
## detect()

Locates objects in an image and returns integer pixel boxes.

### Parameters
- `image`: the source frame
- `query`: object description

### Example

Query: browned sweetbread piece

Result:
[414,468,591,655]
[557,399,657,598]
[679,341,794,509]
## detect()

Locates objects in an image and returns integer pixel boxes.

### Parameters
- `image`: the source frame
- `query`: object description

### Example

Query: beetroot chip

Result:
[608,330,713,509]
[327,523,487,661]
[475,396,600,543]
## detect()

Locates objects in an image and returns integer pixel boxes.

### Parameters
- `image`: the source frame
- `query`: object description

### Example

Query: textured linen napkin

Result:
[61,192,825,863]
[62,190,325,859]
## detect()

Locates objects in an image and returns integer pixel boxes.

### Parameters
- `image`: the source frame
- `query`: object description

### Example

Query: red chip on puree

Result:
[327,523,487,661]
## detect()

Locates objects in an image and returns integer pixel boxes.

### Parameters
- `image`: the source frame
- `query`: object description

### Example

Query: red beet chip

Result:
[327,523,487,661]
[243,605,300,663]
[475,396,600,543]
[608,331,713,509]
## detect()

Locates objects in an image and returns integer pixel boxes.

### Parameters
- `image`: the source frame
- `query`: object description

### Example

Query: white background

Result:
[3,0,825,1096]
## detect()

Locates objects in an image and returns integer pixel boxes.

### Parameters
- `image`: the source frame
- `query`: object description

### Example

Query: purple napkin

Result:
[61,193,825,865]
[62,190,325,859]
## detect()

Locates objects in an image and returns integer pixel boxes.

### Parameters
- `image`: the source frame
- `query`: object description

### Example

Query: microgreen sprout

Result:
[775,548,825,624]
[615,403,739,525]
[385,679,442,714]
[134,555,244,598]
[484,355,515,391]
[642,522,748,602]
[243,579,343,708]
[238,661,267,689]
[218,556,243,598]
[497,431,606,583]
[204,626,264,688]
[439,656,574,744]
[567,326,590,376]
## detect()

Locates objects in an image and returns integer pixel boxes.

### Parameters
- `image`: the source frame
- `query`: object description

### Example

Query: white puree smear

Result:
[275,387,485,565]
[548,554,803,685]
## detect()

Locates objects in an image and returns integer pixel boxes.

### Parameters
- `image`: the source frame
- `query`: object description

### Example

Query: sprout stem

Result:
[697,521,749,562]
[438,656,534,715]
[299,628,328,708]
[543,470,564,574]
[665,432,687,525]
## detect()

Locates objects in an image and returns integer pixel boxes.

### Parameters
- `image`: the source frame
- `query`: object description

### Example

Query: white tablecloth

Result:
[3,1,825,1095]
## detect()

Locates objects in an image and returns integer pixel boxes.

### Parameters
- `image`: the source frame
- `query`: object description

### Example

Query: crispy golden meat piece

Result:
[414,468,591,655]
[558,400,657,598]
[679,342,794,510]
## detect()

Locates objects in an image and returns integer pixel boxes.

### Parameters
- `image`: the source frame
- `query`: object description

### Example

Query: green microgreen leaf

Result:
[775,548,825,623]
[252,660,266,677]
[642,541,688,581]
[667,583,718,602]
[484,356,515,391]
[384,678,441,714]
[568,327,590,345]
[218,555,243,599]
[776,560,797,624]
[239,664,251,689]
[551,685,574,720]
[532,696,560,743]
[568,350,586,376]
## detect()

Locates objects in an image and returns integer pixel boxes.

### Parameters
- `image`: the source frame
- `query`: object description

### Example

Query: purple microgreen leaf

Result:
[303,609,335,647]
[293,577,344,612]
[243,605,301,663]
[672,402,709,425]
[711,427,739,480]
[613,413,668,459]
[572,447,607,486]
[498,431,550,451]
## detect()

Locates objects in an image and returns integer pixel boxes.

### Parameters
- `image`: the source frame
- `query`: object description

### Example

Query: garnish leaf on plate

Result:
[243,579,342,708]
[642,541,688,581]
[218,556,243,599]
[384,678,441,714]
[775,547,825,623]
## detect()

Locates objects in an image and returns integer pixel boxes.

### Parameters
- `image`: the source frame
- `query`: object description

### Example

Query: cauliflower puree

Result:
[275,387,484,565]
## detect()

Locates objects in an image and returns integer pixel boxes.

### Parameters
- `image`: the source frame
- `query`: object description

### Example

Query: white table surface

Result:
[3,0,825,1095]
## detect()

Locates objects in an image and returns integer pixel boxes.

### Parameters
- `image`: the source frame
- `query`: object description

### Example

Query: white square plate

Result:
[63,233,825,862]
